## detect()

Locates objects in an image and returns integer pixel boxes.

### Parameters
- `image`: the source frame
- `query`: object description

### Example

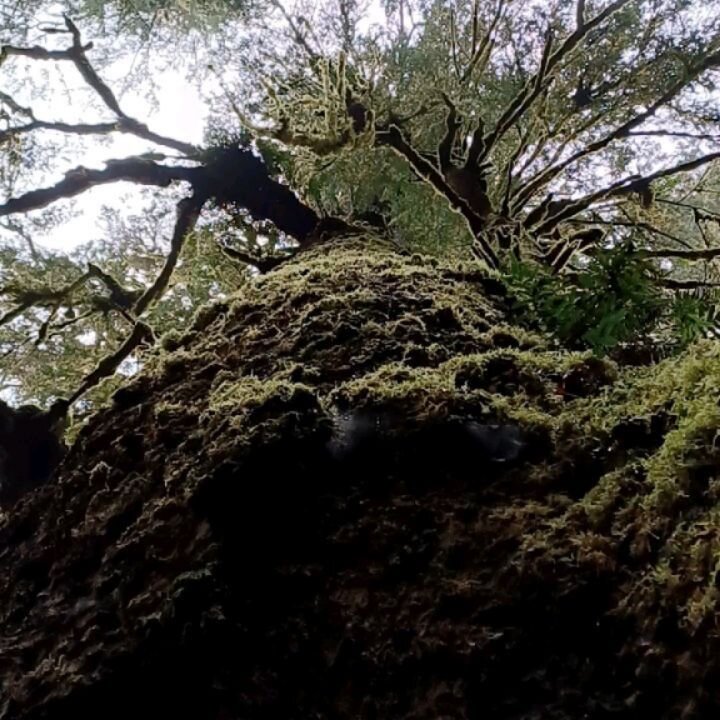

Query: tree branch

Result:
[576,0,586,29]
[62,14,126,116]
[480,25,555,162]
[0,90,33,118]
[480,0,635,161]
[461,0,506,83]
[376,124,499,267]
[438,93,461,169]
[220,243,296,273]
[511,49,720,210]
[465,117,486,169]
[133,193,205,316]
[0,17,199,156]
[512,107,611,192]
[660,278,720,290]
[270,0,321,63]
[532,151,720,236]
[67,320,155,404]
[644,247,720,261]
[626,129,720,142]
[0,271,92,328]
[204,146,322,243]
[0,120,119,143]
[0,119,195,155]
[0,158,197,217]
[576,215,693,250]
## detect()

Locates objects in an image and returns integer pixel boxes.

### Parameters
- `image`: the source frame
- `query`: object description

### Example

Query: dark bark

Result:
[200,146,321,243]
[0,240,716,720]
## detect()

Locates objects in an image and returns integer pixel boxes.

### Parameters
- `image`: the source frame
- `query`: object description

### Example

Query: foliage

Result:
[3,0,720,410]
[0,196,248,408]
[506,244,719,353]
[505,245,660,352]
[669,290,720,345]
[75,0,256,34]
[229,0,720,258]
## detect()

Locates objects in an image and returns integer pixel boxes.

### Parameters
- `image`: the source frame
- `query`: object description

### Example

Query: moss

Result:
[108,243,720,715]
[9,239,720,719]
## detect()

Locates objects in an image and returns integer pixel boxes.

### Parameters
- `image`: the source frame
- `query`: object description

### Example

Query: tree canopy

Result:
[2,0,720,412]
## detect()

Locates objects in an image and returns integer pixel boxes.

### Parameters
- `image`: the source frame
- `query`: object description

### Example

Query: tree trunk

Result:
[0,236,714,719]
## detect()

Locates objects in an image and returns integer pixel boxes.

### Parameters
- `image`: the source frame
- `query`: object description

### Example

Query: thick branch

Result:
[0,159,197,217]
[576,0,586,29]
[532,176,639,235]
[0,44,80,63]
[1,146,323,256]
[207,147,321,243]
[376,124,499,267]
[626,152,720,188]
[465,118,486,169]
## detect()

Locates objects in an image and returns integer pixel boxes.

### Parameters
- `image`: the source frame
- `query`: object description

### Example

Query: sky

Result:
[33,68,206,251]
[0,7,209,253]
[2,0,395,254]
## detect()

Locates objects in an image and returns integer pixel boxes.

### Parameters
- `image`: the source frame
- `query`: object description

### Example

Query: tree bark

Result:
[0,237,714,720]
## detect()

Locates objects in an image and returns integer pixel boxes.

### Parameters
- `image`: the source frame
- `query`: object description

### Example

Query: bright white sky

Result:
[34,69,206,251]
[0,6,211,253]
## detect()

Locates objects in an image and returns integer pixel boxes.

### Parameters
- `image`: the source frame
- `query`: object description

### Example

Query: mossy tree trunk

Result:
[0,238,717,720]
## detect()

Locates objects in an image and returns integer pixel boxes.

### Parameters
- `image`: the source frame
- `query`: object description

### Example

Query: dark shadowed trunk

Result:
[0,236,717,719]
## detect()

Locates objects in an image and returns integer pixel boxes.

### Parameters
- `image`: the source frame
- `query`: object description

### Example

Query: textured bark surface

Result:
[1,238,719,719]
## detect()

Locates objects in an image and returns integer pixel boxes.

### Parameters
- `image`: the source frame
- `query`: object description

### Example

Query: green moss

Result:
[145,243,720,716]
[53,239,720,716]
